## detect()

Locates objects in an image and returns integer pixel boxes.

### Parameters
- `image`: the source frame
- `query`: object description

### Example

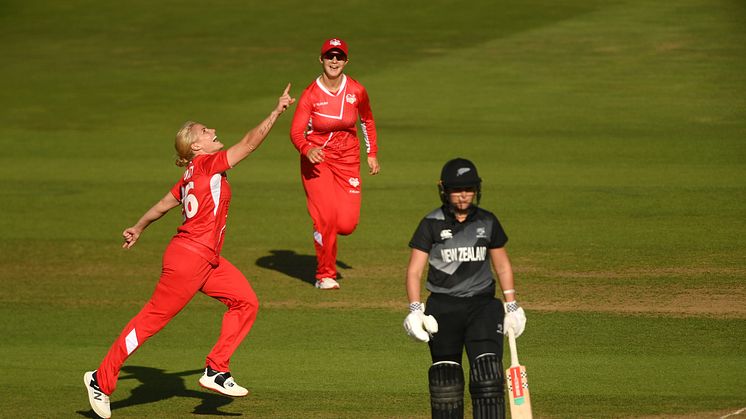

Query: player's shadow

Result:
[77,366,241,417]
[255,249,351,286]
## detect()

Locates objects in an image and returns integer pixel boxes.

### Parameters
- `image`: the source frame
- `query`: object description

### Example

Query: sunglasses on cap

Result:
[323,52,347,61]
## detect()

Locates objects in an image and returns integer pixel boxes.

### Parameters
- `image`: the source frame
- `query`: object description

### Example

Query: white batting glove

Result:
[503,301,526,338]
[403,302,439,342]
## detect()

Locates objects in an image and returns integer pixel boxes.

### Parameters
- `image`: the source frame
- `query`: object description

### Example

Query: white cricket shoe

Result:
[83,370,111,418]
[199,367,249,397]
[315,278,340,290]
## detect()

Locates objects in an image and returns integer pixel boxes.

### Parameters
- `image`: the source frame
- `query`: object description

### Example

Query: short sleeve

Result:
[196,151,231,175]
[170,179,183,201]
[408,218,433,253]
[489,213,509,248]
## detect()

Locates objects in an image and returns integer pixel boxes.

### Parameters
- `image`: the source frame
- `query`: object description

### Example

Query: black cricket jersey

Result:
[409,205,508,298]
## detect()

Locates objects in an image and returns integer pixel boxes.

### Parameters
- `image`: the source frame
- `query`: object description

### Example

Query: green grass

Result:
[1,0,745,417]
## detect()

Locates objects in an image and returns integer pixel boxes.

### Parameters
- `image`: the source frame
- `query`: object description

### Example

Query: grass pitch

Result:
[1,0,744,417]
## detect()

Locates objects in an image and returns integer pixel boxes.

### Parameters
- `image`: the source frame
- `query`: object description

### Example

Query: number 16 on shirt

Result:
[506,328,533,418]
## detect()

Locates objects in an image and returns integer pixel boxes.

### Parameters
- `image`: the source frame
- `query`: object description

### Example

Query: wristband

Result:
[505,301,520,313]
[409,302,424,312]
[502,289,515,295]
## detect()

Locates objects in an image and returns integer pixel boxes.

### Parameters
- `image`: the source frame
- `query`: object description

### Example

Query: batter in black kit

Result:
[403,158,527,419]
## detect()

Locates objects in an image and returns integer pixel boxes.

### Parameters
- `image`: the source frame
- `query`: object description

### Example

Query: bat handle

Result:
[508,328,520,367]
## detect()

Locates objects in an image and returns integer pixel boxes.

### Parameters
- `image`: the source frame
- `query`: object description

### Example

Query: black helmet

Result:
[438,158,482,205]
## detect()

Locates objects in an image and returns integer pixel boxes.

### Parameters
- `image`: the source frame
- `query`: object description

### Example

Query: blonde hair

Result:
[174,121,198,167]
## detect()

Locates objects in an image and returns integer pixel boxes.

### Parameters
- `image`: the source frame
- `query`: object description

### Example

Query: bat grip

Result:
[508,328,520,367]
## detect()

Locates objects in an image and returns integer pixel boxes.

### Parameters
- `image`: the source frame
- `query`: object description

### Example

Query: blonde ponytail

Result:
[174,121,198,167]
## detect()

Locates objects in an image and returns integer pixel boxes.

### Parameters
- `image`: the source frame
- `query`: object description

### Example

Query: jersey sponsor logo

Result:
[314,101,329,107]
[440,229,453,240]
[476,227,487,238]
[183,165,194,181]
[345,93,357,104]
[440,246,487,263]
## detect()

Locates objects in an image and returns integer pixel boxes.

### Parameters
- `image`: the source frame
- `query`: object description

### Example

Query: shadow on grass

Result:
[255,249,351,286]
[77,366,241,417]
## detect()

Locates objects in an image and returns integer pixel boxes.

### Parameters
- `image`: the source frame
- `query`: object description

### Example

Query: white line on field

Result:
[720,407,746,419]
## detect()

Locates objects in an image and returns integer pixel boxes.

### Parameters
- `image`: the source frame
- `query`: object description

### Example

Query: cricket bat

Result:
[506,328,533,419]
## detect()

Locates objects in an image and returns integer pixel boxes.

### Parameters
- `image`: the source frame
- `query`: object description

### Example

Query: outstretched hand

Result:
[277,83,296,114]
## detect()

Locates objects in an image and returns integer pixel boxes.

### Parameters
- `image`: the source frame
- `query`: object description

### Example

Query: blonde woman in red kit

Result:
[290,38,380,290]
[83,86,295,419]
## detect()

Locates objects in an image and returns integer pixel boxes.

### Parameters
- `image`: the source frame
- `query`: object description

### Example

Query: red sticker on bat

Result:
[510,367,524,398]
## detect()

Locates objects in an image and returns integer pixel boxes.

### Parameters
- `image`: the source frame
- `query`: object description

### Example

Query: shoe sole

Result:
[83,372,111,418]
[198,379,249,398]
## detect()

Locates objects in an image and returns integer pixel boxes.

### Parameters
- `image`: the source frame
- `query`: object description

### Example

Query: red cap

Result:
[320,38,348,56]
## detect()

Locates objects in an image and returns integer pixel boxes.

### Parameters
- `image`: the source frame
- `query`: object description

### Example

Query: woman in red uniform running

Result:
[290,38,380,290]
[83,85,295,419]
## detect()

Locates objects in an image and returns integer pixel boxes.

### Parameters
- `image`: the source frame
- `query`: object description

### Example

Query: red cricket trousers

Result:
[301,153,361,280]
[96,241,258,395]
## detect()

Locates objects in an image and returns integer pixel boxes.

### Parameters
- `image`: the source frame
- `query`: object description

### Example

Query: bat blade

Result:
[506,329,533,418]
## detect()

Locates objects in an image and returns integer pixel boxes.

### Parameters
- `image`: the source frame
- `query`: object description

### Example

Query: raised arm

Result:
[122,192,181,249]
[226,84,295,167]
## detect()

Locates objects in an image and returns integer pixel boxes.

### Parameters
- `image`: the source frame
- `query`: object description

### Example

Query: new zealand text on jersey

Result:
[441,246,487,263]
